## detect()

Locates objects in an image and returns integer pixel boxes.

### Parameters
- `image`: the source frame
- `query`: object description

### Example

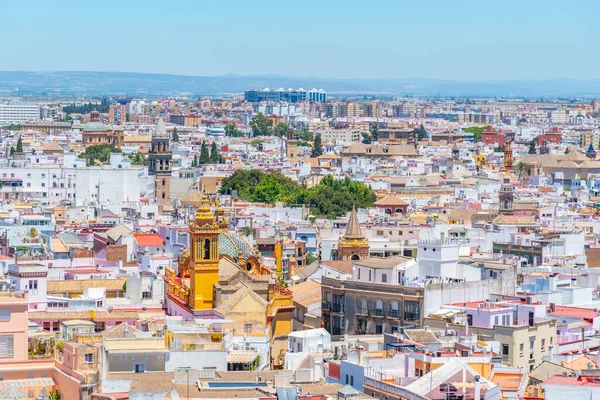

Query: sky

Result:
[2,0,599,81]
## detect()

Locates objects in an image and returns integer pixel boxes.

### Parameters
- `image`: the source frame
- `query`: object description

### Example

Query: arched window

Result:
[351,254,360,260]
[376,299,383,311]
[204,239,211,260]
[350,376,354,386]
[345,374,349,384]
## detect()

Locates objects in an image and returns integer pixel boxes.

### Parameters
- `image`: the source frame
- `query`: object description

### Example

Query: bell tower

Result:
[338,207,370,260]
[149,118,172,204]
[499,177,514,215]
[503,139,513,172]
[188,194,224,310]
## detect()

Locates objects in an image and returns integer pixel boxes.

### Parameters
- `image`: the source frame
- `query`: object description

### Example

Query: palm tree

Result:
[515,161,526,182]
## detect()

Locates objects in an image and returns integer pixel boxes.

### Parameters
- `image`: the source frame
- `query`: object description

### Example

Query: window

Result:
[345,374,349,384]
[0,335,11,357]
[502,344,509,356]
[350,376,354,386]
[381,273,387,283]
[494,316,499,326]
[244,324,252,334]
[134,363,146,373]
[0,310,9,321]
[142,291,152,299]
[357,268,360,279]
[84,353,94,363]
[541,338,546,351]
[375,325,383,334]
[519,343,524,357]
[368,270,372,282]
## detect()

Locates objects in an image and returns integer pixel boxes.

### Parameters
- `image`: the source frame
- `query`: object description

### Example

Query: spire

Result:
[154,118,168,137]
[343,207,364,240]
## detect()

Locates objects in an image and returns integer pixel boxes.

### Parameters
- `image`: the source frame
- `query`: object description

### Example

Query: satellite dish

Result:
[170,390,179,400]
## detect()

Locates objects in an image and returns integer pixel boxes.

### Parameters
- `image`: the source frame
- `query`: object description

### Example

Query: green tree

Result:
[273,122,289,137]
[172,127,179,142]
[515,161,526,181]
[528,140,537,154]
[296,130,314,141]
[494,146,505,153]
[219,171,376,219]
[311,134,323,157]
[16,136,23,153]
[249,113,273,136]
[192,154,198,167]
[78,144,121,166]
[225,123,244,137]
[199,141,210,164]
[49,390,61,400]
[305,253,318,265]
[9,147,14,156]
[415,124,427,141]
[565,148,570,154]
[209,142,224,164]
[361,132,372,144]
[370,124,379,142]
[129,153,148,165]
[463,126,486,143]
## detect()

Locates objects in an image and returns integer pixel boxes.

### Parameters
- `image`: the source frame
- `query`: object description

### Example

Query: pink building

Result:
[0,285,56,398]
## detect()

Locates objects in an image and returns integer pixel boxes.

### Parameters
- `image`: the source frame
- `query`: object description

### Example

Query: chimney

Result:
[474,375,481,400]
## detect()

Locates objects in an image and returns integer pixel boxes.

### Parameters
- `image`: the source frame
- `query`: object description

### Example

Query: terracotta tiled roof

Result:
[134,233,165,247]
[289,279,321,307]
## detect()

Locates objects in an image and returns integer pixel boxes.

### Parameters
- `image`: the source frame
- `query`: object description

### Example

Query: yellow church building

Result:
[163,194,294,368]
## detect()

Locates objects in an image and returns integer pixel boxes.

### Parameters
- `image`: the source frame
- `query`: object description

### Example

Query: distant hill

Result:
[1,71,600,98]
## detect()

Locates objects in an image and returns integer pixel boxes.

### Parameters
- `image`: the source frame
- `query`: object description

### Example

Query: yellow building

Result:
[163,194,294,368]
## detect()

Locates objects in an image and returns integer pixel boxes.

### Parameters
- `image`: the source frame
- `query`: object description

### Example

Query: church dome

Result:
[84,121,109,132]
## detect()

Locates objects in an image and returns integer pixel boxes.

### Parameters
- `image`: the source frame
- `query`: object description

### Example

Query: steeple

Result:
[154,117,168,137]
[587,143,597,160]
[499,177,515,215]
[338,207,369,261]
[344,207,364,241]
[452,142,460,161]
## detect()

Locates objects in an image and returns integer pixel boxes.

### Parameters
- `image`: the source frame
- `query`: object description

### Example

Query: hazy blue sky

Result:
[2,0,599,80]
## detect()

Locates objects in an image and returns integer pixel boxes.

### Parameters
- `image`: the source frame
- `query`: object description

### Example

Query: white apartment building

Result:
[0,154,151,206]
[317,127,363,146]
[0,102,41,124]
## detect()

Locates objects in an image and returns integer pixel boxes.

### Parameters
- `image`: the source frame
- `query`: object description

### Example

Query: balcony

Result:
[356,308,368,316]
[388,310,400,319]
[371,309,385,318]
[322,301,331,311]
[331,303,344,313]
[331,326,344,336]
[404,312,420,321]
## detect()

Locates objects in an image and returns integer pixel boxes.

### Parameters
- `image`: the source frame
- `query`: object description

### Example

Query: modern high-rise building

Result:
[245,87,327,103]
[109,104,126,125]
[0,102,41,124]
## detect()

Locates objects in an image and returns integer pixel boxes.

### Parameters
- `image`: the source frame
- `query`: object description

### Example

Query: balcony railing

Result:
[371,309,384,317]
[331,303,344,313]
[388,310,400,319]
[322,301,331,311]
[356,308,368,315]
[331,327,344,336]
[404,312,420,321]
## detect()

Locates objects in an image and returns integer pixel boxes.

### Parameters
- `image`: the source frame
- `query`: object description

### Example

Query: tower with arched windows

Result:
[148,118,172,205]
[188,194,224,310]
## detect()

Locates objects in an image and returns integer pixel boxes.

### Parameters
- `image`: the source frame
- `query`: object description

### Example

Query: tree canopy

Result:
[463,126,486,142]
[273,122,289,137]
[16,136,23,153]
[528,140,537,154]
[311,134,323,157]
[199,141,210,164]
[249,113,273,136]
[78,144,121,166]
[225,123,245,137]
[413,124,427,141]
[219,171,376,218]
[62,102,109,115]
[172,128,179,142]
[129,153,148,165]
[209,142,225,163]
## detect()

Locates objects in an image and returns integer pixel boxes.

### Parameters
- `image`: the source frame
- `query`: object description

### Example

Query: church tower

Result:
[499,177,515,215]
[285,127,298,159]
[188,194,225,311]
[338,207,370,260]
[503,140,513,172]
[587,143,597,160]
[148,118,172,204]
